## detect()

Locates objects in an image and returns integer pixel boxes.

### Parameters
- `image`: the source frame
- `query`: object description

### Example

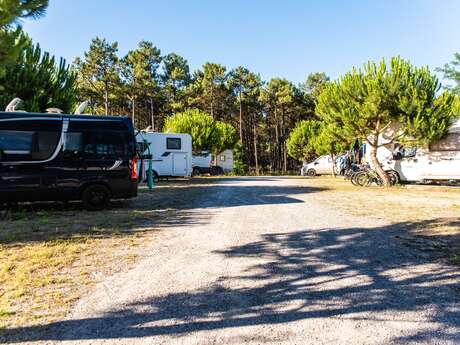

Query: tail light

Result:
[131,158,138,180]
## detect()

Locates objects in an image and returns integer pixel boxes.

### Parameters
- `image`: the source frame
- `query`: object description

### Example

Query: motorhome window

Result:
[220,155,226,161]
[166,138,181,150]
[402,147,417,157]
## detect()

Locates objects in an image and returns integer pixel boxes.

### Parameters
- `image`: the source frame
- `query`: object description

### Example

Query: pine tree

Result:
[316,57,455,185]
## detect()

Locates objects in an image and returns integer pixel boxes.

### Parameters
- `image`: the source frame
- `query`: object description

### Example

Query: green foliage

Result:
[313,122,349,157]
[286,120,321,161]
[73,37,120,115]
[214,121,239,154]
[437,52,460,95]
[316,56,455,184]
[163,109,238,155]
[121,41,162,127]
[232,142,248,175]
[0,0,48,84]
[187,62,228,119]
[161,52,190,114]
[0,42,77,112]
[163,109,218,154]
[316,57,455,146]
[301,72,330,99]
[0,0,48,27]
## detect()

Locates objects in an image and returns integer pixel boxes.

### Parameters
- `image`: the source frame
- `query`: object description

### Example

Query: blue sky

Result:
[23,0,460,84]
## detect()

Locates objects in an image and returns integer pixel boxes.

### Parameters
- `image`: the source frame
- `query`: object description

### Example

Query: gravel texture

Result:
[6,177,460,344]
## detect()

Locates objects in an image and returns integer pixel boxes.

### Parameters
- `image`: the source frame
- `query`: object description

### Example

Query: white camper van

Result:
[367,119,460,183]
[136,131,193,179]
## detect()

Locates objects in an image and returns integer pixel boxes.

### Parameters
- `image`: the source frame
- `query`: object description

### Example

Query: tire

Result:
[354,171,371,187]
[307,169,316,177]
[386,170,400,185]
[192,167,201,177]
[82,184,111,211]
[210,166,224,176]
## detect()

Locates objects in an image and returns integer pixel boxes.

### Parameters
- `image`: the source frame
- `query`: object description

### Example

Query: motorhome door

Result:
[173,153,188,175]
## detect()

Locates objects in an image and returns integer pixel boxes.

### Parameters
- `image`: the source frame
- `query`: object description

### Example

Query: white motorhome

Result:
[366,119,460,182]
[136,131,193,179]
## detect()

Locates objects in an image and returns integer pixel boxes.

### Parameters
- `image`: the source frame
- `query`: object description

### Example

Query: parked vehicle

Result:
[192,153,213,175]
[192,150,233,176]
[0,112,138,210]
[367,119,460,183]
[136,131,193,179]
[301,155,334,176]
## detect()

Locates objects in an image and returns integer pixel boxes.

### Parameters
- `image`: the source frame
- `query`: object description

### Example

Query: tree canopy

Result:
[437,52,460,95]
[163,109,237,155]
[286,120,321,162]
[0,0,48,85]
[316,56,455,184]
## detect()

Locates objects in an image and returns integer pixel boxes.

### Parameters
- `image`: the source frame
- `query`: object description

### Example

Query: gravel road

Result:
[9,177,460,344]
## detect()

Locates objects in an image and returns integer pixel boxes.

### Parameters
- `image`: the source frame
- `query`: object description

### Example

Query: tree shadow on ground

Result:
[0,181,324,245]
[3,218,459,343]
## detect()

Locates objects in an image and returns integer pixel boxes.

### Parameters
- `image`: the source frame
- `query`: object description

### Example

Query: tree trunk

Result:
[331,153,336,177]
[104,88,109,115]
[132,98,135,129]
[150,98,155,130]
[368,141,390,186]
[253,122,259,176]
[239,92,243,145]
[210,86,214,119]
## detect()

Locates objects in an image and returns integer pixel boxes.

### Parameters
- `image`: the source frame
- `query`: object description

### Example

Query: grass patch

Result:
[302,177,460,259]
[0,178,210,330]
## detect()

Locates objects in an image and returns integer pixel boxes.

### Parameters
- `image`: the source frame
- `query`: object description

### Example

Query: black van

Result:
[0,112,138,210]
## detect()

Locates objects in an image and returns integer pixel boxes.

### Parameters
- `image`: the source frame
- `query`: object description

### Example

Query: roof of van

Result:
[0,111,131,122]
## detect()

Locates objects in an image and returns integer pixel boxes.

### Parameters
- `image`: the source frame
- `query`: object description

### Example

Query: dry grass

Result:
[0,178,209,330]
[303,177,460,260]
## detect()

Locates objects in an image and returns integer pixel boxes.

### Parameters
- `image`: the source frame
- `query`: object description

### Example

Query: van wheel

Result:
[82,185,111,211]
[192,167,201,177]
[307,169,316,176]
[210,166,224,176]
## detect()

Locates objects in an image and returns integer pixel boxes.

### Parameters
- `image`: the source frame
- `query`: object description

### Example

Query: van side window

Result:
[166,138,181,150]
[0,130,60,161]
[83,131,127,159]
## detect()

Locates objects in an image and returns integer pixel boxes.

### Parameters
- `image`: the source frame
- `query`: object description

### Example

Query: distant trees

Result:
[286,120,320,162]
[121,41,162,128]
[316,57,455,185]
[437,53,460,95]
[74,37,120,115]
[0,0,49,87]
[0,1,76,113]
[0,42,77,112]
[163,109,237,155]
[72,37,318,174]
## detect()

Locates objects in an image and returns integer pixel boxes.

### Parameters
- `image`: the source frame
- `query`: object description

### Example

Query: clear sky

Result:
[22,0,460,84]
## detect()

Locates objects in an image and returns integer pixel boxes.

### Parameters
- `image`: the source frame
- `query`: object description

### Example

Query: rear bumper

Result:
[112,180,138,199]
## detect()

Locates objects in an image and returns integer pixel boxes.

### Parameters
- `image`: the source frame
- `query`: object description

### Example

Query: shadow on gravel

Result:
[1,182,323,245]
[4,218,460,343]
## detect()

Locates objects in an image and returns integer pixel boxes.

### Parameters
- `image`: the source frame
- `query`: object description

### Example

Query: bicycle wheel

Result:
[354,171,371,187]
